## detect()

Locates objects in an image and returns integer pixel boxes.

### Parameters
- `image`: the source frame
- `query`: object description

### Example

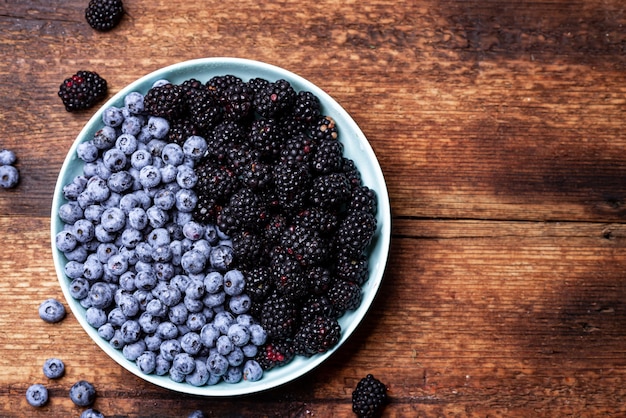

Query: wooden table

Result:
[2,0,626,416]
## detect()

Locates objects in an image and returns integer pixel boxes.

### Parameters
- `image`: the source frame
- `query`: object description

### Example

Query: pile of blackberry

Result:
[143,75,378,368]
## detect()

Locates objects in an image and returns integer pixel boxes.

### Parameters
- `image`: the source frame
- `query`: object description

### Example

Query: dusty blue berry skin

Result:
[243,359,263,382]
[92,126,117,150]
[155,354,171,376]
[26,383,48,407]
[103,106,124,127]
[116,133,138,155]
[172,352,196,375]
[124,91,145,114]
[77,141,99,163]
[160,339,182,362]
[227,323,251,347]
[161,143,185,166]
[176,164,198,189]
[72,219,95,243]
[223,365,243,384]
[181,249,207,275]
[186,361,209,387]
[229,293,252,315]
[223,269,245,296]
[183,135,208,161]
[55,230,77,252]
[85,306,108,328]
[136,350,157,374]
[147,205,169,228]
[100,207,125,232]
[59,201,84,224]
[175,188,197,212]
[123,340,147,361]
[80,408,105,418]
[39,298,66,323]
[207,352,229,377]
[130,149,153,170]
[216,334,234,355]
[209,245,234,270]
[69,380,96,407]
[98,323,115,341]
[249,323,268,346]
[0,149,17,165]
[43,358,65,379]
[157,321,179,340]
[147,116,170,139]
[68,277,89,299]
[214,311,235,334]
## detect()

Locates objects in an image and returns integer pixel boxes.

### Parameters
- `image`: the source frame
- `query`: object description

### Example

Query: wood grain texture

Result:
[2,0,626,416]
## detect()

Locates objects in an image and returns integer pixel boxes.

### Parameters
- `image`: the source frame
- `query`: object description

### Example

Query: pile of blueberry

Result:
[55,89,266,386]
[0,149,19,189]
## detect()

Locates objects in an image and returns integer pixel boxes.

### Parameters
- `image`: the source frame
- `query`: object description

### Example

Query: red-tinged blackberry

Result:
[249,118,284,161]
[167,118,202,146]
[180,78,208,99]
[58,71,108,112]
[342,157,363,189]
[222,82,254,122]
[143,83,186,120]
[293,315,341,357]
[270,254,308,301]
[194,159,239,203]
[352,374,388,418]
[232,230,267,268]
[310,115,339,142]
[300,294,334,322]
[253,79,297,118]
[280,133,316,165]
[85,0,124,32]
[260,292,299,339]
[294,207,340,237]
[239,159,274,191]
[309,172,352,209]
[279,224,329,267]
[311,139,344,174]
[349,185,378,216]
[335,210,377,257]
[254,339,296,371]
[305,266,334,296]
[217,187,268,234]
[334,251,369,286]
[327,280,362,317]
[187,88,223,131]
[243,265,274,302]
[273,161,312,207]
[206,74,243,99]
[264,213,288,247]
[292,90,321,124]
[206,120,248,162]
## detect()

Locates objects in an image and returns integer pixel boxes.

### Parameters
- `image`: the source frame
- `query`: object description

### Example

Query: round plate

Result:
[51,57,391,396]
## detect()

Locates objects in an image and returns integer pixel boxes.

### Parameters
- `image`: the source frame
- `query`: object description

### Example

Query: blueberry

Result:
[83,255,103,281]
[109,329,125,349]
[181,249,207,275]
[213,311,235,334]
[157,321,179,340]
[63,180,86,200]
[146,298,168,318]
[65,260,84,279]
[120,227,143,249]
[128,209,149,233]
[116,133,138,155]
[120,319,142,343]
[55,230,77,252]
[223,269,245,296]
[96,242,118,264]
[25,383,48,407]
[200,323,220,348]
[147,116,169,139]
[174,188,197,212]
[216,334,234,355]
[242,343,258,358]
[107,253,129,276]
[98,323,115,340]
[77,141,100,163]
[160,339,182,362]
[223,365,243,384]
[43,358,65,379]
[155,354,171,376]
[172,352,196,375]
[226,346,245,367]
[185,361,210,387]
[64,245,88,263]
[100,207,125,232]
[202,291,225,308]
[124,91,145,114]
[108,170,134,193]
[108,307,128,327]
[182,221,205,241]
[161,143,185,166]
[154,262,175,281]
[204,224,219,245]
[39,298,66,323]
[168,302,189,325]
[180,331,202,355]
[80,408,105,418]
[83,204,104,223]
[118,293,140,318]
[182,135,208,161]
[146,205,169,228]
[103,106,124,127]
[69,277,90,300]
[249,323,268,346]
[92,126,117,150]
[158,285,182,307]
[227,323,250,347]
[206,352,229,377]
[209,245,234,271]
[123,340,147,361]
[176,164,198,189]
[130,149,153,170]
[0,149,17,165]
[243,359,263,382]
[85,306,108,328]
[144,333,162,352]
[153,188,176,210]
[72,219,95,243]
[94,160,113,180]
[136,350,157,374]
[69,380,96,407]
[229,293,251,315]
[135,270,157,291]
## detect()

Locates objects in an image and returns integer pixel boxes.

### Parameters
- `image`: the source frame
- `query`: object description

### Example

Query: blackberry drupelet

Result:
[293,315,341,357]
[309,172,352,209]
[253,79,297,118]
[279,114,309,138]
[259,292,299,339]
[352,374,388,418]
[85,0,124,32]
[335,210,378,257]
[311,139,344,174]
[310,115,339,142]
[246,77,270,97]
[264,213,289,247]
[143,83,186,120]
[58,71,108,112]
[327,280,362,317]
[254,339,296,371]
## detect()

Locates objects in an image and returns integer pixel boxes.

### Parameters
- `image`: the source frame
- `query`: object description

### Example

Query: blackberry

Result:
[309,172,352,209]
[300,294,334,323]
[334,252,369,286]
[270,253,308,301]
[167,118,202,146]
[342,157,363,189]
[85,0,124,32]
[249,118,284,161]
[206,120,247,162]
[305,266,334,295]
[58,71,108,112]
[280,133,316,165]
[217,187,267,235]
[232,230,266,268]
[294,207,339,237]
[187,88,223,131]
[254,339,296,371]
[206,74,243,99]
[143,83,186,119]
[311,139,344,174]
[349,186,378,216]
[253,79,297,118]
[352,374,388,418]
[260,292,299,339]
[243,266,273,302]
[310,115,339,142]
[279,224,329,267]
[279,115,309,138]
[194,159,239,203]
[293,315,341,357]
[239,159,273,191]
[226,143,260,175]
[264,213,288,246]
[273,161,312,214]
[246,77,270,97]
[327,280,361,317]
[192,193,220,224]
[335,210,377,257]
[292,90,321,124]
[222,82,254,121]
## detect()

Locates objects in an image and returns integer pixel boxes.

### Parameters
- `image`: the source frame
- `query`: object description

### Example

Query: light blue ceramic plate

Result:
[51,57,391,396]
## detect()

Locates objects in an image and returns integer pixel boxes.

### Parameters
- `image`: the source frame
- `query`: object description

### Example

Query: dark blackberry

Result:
[246,77,270,97]
[294,207,340,237]
[342,157,363,189]
[217,187,267,235]
[309,172,352,209]
[192,193,220,224]
[305,266,334,295]
[226,143,261,175]
[194,159,239,203]
[335,210,377,257]
[300,294,334,322]
[310,115,339,142]
[232,230,266,268]
[270,254,308,301]
[279,115,309,138]
[293,315,341,357]
[187,88,223,131]
[222,82,254,122]
[58,71,108,112]
[254,339,296,371]
[334,251,369,286]
[167,118,202,146]
[352,374,388,418]
[311,139,344,174]
[280,133,316,165]
[349,185,378,216]
[273,161,312,209]
[253,79,297,118]
[239,159,273,191]
[85,0,124,32]
[143,83,186,119]
[279,224,329,267]
[180,78,208,99]
[206,74,243,99]
[327,280,362,317]
[264,213,289,247]
[292,90,321,124]
[243,266,273,302]
[249,118,284,161]
[206,120,247,162]
[260,292,299,339]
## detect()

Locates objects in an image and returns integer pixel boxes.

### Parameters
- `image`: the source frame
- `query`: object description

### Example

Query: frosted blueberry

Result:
[139,165,162,189]
[55,230,77,252]
[80,408,105,418]
[107,253,129,276]
[63,178,87,200]
[69,380,96,407]
[26,383,48,407]
[155,354,171,376]
[182,135,208,161]
[130,149,153,170]
[157,321,179,340]
[135,270,157,291]
[58,201,84,224]
[115,133,138,155]
[200,323,220,348]
[172,352,196,375]
[204,224,219,245]
[242,343,258,358]
[108,171,134,193]
[64,245,88,263]
[160,339,182,362]
[146,298,168,318]
[168,302,189,325]
[185,311,206,332]
[249,324,268,346]
[229,293,251,315]
[43,358,65,379]
[223,365,243,384]
[76,141,100,163]
[96,242,118,264]
[147,205,169,228]
[147,116,169,139]
[98,323,115,341]
[152,79,171,88]
[122,340,147,361]
[243,360,263,382]
[203,291,225,308]
[144,333,162,352]
[161,143,185,166]
[100,207,125,232]
[118,293,140,318]
[186,361,209,387]
[160,164,178,183]
[122,115,144,136]
[216,334,234,355]
[214,311,235,334]
[109,329,125,349]
[120,227,143,248]
[124,91,145,114]
[136,351,157,375]
[207,352,229,377]
[0,149,17,165]
[153,188,176,210]
[120,319,141,343]
[72,219,95,243]
[176,164,198,189]
[85,306,108,328]
[68,277,89,300]
[226,346,245,367]
[128,207,149,231]
[209,245,234,271]
[83,204,104,223]
[102,106,124,127]
[227,323,251,347]
[154,261,175,281]
[182,221,205,241]
[181,249,207,275]
[223,269,245,296]
[92,126,117,150]
[83,255,104,281]
[174,188,197,212]
[185,278,205,299]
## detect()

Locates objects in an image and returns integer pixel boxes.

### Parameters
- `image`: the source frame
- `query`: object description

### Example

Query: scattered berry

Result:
[58,71,108,112]
[38,298,66,323]
[85,0,124,32]
[25,384,48,407]
[352,374,388,418]
[42,358,65,379]
[69,380,97,407]
[81,409,105,418]
[0,149,17,165]
[0,164,19,188]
